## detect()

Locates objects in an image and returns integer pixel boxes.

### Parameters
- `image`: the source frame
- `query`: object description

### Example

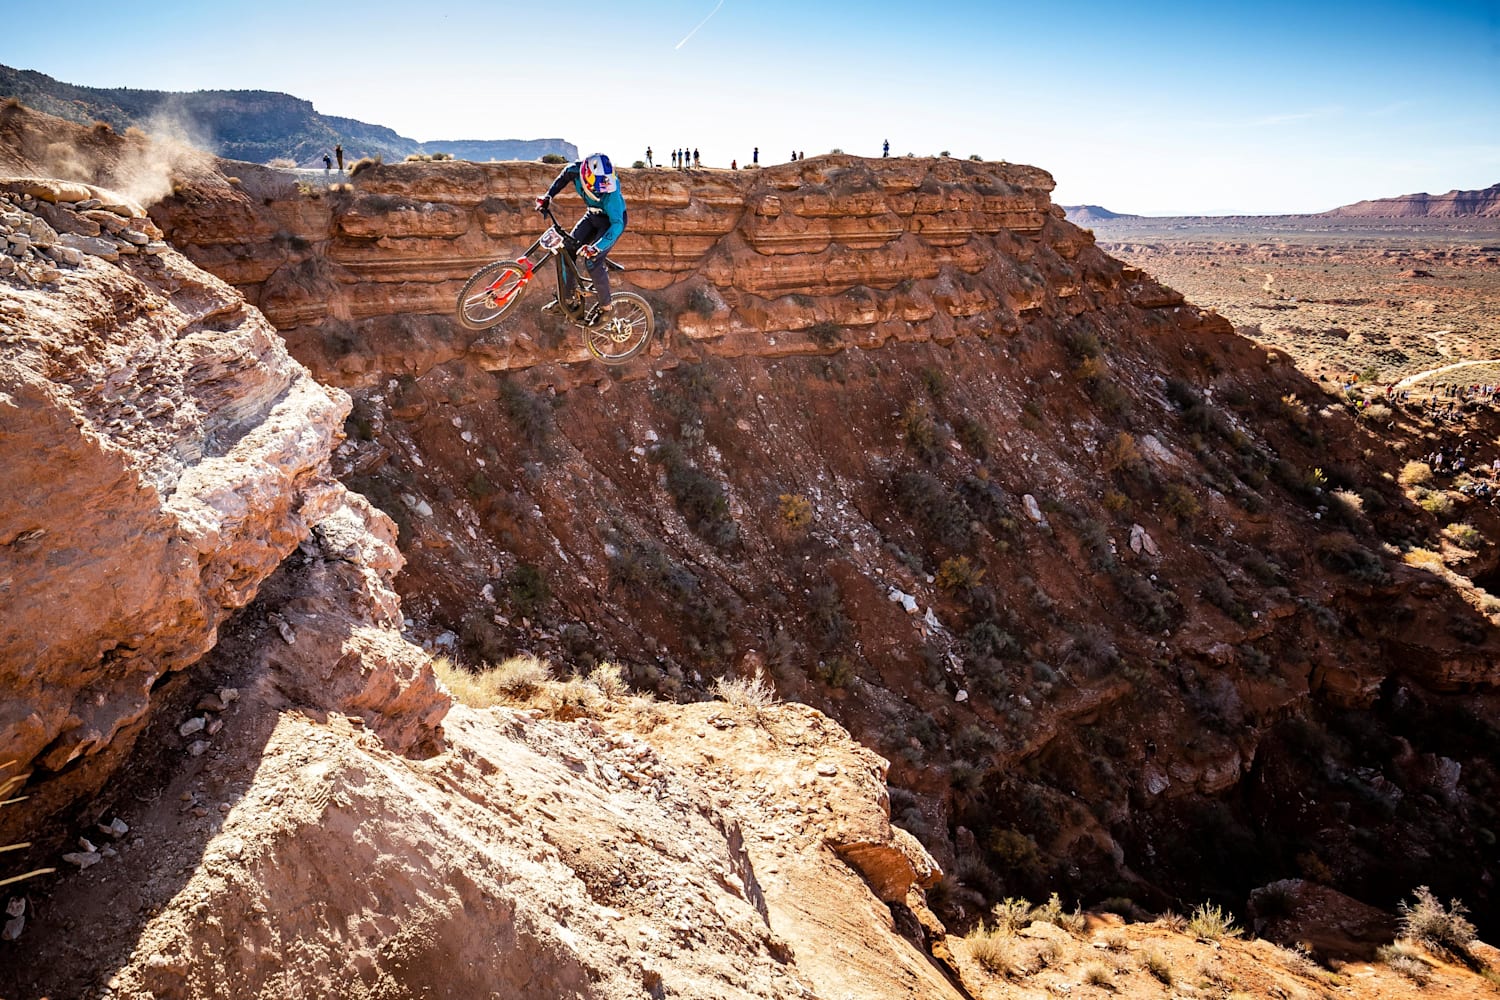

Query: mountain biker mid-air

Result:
[534,153,626,322]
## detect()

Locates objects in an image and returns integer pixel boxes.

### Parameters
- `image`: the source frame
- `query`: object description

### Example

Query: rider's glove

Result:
[534,195,550,213]
[580,243,600,261]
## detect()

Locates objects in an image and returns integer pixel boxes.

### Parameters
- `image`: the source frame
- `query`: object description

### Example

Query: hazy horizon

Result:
[4,0,1497,215]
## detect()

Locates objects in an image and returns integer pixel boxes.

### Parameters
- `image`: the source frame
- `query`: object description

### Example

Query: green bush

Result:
[506,563,550,617]
[652,440,738,547]
[540,153,569,164]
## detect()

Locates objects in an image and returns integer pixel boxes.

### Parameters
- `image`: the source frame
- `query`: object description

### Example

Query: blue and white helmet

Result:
[579,153,617,195]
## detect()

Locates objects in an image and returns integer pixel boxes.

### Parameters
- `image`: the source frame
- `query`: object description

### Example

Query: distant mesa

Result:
[1320,182,1500,218]
[1061,204,1140,223]
[0,63,575,167]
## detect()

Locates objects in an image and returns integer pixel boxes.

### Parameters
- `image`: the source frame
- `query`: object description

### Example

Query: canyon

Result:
[1,102,1497,997]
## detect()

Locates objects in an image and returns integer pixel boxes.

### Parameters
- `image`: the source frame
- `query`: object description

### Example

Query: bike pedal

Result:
[541,298,561,313]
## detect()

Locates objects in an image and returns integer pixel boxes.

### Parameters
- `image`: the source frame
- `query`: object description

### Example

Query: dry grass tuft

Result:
[1141,949,1173,985]
[434,655,551,706]
[1377,941,1432,984]
[965,929,1017,975]
[1082,961,1115,988]
[1,761,56,889]
[1187,902,1241,941]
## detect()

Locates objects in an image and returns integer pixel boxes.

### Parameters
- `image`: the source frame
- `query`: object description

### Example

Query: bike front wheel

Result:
[584,292,655,365]
[457,260,528,330]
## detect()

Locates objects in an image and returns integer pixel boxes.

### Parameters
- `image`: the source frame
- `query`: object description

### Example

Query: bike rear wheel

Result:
[457,261,528,330]
[584,292,655,365]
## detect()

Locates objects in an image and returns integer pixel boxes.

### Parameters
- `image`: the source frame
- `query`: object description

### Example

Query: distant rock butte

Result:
[0,63,575,168]
[1322,182,1500,218]
[1061,204,1140,223]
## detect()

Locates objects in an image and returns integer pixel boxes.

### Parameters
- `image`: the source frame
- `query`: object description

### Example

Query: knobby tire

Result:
[457,261,528,330]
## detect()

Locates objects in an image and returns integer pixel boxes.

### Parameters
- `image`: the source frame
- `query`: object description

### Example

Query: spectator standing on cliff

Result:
[883,139,890,157]
[646,146,654,167]
[322,151,332,173]
[731,159,737,170]
[693,148,700,169]
[753,146,759,165]
[335,143,344,171]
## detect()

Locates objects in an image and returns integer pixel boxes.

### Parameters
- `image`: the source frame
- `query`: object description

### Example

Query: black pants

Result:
[566,209,624,307]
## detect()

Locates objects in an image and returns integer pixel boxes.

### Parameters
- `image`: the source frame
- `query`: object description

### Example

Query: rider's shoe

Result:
[586,303,614,327]
[541,298,562,313]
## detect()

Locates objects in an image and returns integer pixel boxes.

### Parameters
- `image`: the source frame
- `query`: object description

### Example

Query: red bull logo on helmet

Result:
[580,153,617,195]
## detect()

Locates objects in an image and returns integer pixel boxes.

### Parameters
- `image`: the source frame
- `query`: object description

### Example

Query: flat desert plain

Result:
[1085,216,1500,389]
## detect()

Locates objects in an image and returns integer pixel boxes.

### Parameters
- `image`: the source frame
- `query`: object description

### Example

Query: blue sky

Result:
[4,0,1497,214]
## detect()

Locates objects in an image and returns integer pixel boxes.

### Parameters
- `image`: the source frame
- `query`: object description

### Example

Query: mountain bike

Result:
[456,206,655,365]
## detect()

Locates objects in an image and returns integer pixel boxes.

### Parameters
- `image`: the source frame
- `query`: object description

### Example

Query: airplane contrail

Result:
[675,0,726,50]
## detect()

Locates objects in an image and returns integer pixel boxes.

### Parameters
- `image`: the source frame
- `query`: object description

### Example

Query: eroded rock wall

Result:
[0,176,445,843]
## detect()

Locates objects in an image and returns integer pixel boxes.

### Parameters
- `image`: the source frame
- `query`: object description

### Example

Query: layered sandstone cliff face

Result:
[141,150,1500,937]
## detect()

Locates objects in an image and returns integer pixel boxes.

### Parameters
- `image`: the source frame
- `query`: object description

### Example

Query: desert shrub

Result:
[267,156,298,169]
[540,153,568,164]
[919,365,948,400]
[891,470,973,551]
[1399,460,1435,487]
[815,655,855,687]
[1314,533,1387,583]
[1279,392,1312,429]
[435,655,551,705]
[1141,950,1173,985]
[349,155,382,177]
[1101,431,1145,476]
[498,377,555,450]
[1328,488,1364,526]
[1062,324,1103,361]
[506,563,550,617]
[988,828,1040,874]
[807,582,850,652]
[1398,885,1476,958]
[685,285,717,317]
[936,555,985,592]
[404,153,431,162]
[1102,489,1130,513]
[713,668,776,711]
[1187,902,1241,941]
[965,929,1016,975]
[1163,482,1201,521]
[1403,547,1444,570]
[1443,522,1485,549]
[1363,403,1394,424]
[991,897,1034,934]
[1377,941,1432,983]
[1063,625,1120,679]
[631,159,647,169]
[652,440,738,546]
[1030,893,1086,934]
[778,492,813,531]
[958,475,1018,538]
[807,320,841,347]
[901,402,950,465]
[952,414,990,459]
[1419,491,1457,519]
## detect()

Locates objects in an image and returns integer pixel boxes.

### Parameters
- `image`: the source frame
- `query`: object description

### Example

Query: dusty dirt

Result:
[1084,215,1500,387]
